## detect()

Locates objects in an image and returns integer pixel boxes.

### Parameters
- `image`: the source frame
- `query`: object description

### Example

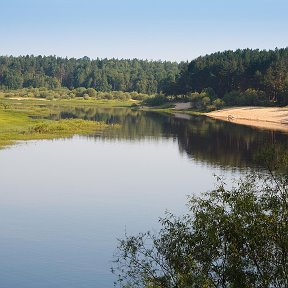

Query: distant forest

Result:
[167,47,288,107]
[0,56,182,94]
[1,48,288,106]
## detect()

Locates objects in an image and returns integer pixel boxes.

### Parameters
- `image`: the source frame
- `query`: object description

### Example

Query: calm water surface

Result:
[1,107,287,287]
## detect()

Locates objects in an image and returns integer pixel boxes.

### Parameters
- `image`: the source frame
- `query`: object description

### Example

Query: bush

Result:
[74,87,87,97]
[39,91,49,98]
[46,95,54,100]
[277,91,288,106]
[143,94,168,106]
[202,87,217,100]
[113,172,288,287]
[223,89,269,106]
[103,93,113,100]
[68,92,76,98]
[86,88,97,97]
[188,92,212,111]
[212,98,225,109]
[130,92,149,101]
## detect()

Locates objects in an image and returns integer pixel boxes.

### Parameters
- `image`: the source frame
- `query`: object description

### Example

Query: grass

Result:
[3,96,136,108]
[0,98,121,149]
[26,119,114,136]
[0,96,202,149]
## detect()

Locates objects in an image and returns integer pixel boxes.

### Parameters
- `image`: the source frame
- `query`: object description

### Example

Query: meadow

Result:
[0,97,125,149]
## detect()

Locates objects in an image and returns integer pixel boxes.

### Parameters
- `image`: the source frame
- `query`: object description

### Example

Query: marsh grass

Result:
[27,119,112,135]
[0,98,120,149]
[3,97,136,108]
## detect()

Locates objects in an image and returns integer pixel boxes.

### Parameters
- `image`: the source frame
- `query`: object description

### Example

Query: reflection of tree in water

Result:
[171,116,267,168]
[49,106,288,169]
[173,116,288,169]
[51,107,167,140]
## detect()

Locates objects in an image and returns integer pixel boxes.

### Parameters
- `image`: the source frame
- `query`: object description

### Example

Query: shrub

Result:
[223,89,269,106]
[113,173,288,288]
[46,95,54,100]
[212,98,225,109]
[74,87,87,97]
[86,88,97,97]
[143,94,168,106]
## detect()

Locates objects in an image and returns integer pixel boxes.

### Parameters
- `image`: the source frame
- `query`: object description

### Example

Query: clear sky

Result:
[1,0,287,62]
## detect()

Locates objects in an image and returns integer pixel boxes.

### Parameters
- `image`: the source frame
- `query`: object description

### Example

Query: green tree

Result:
[86,88,97,97]
[2,71,23,89]
[113,173,288,287]
[168,48,288,106]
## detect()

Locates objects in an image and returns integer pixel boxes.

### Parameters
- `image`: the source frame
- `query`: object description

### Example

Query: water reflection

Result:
[2,106,288,288]
[49,106,288,169]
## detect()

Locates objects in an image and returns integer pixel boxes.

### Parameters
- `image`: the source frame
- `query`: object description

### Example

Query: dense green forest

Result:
[0,55,181,94]
[167,47,288,106]
[1,48,288,107]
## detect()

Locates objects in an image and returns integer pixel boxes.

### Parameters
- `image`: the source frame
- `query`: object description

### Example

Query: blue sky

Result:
[1,0,287,61]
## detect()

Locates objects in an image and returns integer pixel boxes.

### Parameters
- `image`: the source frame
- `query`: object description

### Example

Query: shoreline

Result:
[205,107,288,132]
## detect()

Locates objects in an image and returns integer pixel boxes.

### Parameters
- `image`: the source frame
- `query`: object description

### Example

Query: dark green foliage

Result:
[2,87,151,101]
[183,89,224,111]
[1,48,288,106]
[143,94,168,106]
[2,71,23,89]
[113,173,288,287]
[223,89,269,106]
[169,48,288,106]
[0,56,180,94]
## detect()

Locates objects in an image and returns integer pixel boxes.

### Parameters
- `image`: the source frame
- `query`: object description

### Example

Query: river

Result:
[0,107,287,287]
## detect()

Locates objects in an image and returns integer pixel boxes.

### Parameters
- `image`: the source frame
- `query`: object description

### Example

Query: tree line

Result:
[167,48,288,106]
[0,55,181,94]
[1,48,288,107]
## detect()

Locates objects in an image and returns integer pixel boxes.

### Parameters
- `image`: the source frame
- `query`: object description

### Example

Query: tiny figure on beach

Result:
[228,115,234,121]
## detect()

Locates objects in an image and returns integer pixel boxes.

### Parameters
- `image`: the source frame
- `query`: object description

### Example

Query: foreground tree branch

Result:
[113,173,288,288]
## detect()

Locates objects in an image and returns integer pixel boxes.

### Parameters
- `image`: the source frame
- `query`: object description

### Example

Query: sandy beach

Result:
[206,107,288,132]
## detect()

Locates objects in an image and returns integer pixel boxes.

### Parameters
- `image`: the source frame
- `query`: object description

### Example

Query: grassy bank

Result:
[2,96,136,107]
[0,98,121,149]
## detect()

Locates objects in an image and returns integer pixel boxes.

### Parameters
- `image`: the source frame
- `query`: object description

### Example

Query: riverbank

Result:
[0,98,122,149]
[206,107,288,132]
[139,103,288,132]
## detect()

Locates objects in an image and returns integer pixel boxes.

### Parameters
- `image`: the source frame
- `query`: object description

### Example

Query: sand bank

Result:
[206,107,288,132]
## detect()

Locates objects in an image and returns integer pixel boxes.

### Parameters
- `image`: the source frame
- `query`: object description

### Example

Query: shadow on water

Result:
[48,106,288,170]
[2,106,288,288]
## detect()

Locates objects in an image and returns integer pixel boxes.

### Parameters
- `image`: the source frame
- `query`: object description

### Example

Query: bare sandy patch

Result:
[206,107,288,132]
[174,102,191,110]
[8,97,47,101]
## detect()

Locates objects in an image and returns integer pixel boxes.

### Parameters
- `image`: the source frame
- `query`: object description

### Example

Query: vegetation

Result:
[0,56,181,94]
[167,48,288,107]
[1,48,288,109]
[26,119,112,135]
[0,99,119,149]
[2,50,288,287]
[1,97,285,169]
[0,87,151,102]
[113,172,288,287]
